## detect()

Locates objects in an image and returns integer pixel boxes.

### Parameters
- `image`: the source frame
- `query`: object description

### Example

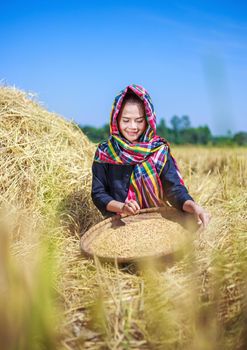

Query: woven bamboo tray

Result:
[80,206,199,263]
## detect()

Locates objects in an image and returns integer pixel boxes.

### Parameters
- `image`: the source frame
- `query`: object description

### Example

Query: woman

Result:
[91,84,210,228]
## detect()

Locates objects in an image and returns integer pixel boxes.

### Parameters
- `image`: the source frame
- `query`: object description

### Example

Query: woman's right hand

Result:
[121,199,140,215]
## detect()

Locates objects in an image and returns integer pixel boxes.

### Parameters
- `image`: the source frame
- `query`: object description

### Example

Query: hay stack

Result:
[0,86,98,236]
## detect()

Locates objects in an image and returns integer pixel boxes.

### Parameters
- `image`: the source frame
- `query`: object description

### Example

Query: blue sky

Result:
[1,0,246,135]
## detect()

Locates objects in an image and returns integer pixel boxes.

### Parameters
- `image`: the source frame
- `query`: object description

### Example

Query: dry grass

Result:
[0,86,101,349]
[0,86,247,349]
[0,86,101,233]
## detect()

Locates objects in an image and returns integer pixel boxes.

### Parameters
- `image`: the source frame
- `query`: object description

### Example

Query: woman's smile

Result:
[118,102,147,142]
[127,131,138,135]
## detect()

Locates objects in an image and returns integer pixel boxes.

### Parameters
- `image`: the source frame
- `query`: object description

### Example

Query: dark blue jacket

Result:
[91,152,193,217]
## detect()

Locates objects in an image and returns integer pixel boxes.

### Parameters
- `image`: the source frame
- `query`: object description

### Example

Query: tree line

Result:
[79,115,247,146]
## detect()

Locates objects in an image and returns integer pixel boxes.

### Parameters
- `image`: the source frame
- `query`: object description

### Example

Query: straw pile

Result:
[0,85,101,349]
[91,218,186,258]
[0,86,98,235]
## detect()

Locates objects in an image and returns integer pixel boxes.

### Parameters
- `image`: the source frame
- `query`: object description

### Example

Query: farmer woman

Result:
[91,84,210,228]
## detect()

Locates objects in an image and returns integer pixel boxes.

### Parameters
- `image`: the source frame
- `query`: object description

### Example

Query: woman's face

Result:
[118,101,147,143]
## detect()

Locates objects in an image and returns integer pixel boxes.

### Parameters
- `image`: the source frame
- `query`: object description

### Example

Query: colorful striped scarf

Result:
[94,84,172,208]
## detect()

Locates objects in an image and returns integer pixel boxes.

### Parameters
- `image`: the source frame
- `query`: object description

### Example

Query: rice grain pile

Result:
[90,218,186,258]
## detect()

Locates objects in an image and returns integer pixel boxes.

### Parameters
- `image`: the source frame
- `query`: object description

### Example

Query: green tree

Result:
[79,124,109,143]
[157,118,168,138]
[180,115,191,130]
[233,132,247,145]
[170,115,181,143]
[170,115,181,132]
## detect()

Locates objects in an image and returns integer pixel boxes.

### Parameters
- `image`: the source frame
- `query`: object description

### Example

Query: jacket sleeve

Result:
[91,161,115,216]
[160,152,194,210]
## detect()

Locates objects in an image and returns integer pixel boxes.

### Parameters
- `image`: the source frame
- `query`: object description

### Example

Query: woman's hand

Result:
[106,199,140,215]
[182,200,211,229]
[121,199,140,216]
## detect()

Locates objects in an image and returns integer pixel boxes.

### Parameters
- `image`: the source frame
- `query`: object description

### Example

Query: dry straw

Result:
[0,86,101,349]
[0,86,99,234]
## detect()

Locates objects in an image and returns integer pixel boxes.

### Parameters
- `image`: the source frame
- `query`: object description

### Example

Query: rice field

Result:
[0,86,247,350]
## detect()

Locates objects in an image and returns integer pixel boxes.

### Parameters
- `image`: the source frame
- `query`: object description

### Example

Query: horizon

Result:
[1,0,246,135]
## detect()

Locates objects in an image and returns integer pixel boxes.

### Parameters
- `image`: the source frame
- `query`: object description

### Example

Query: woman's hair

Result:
[119,91,145,114]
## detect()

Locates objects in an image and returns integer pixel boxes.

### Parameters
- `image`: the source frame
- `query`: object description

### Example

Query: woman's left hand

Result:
[193,204,211,229]
[182,200,211,229]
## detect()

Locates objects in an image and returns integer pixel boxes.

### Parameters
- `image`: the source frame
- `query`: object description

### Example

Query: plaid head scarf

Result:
[94,84,180,208]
